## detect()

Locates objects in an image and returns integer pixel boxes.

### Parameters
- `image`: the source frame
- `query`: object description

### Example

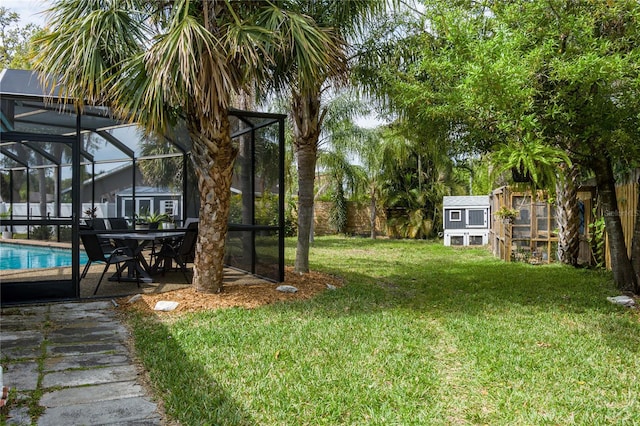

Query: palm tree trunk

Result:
[370,187,377,239]
[555,162,581,265]
[592,155,637,291]
[292,91,321,274]
[188,112,237,293]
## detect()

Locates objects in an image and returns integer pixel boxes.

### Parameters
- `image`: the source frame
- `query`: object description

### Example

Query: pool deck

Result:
[0,238,269,300]
[0,238,76,249]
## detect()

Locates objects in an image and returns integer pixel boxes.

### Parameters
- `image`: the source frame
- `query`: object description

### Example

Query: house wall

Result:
[79,166,143,203]
[444,208,467,229]
[443,230,490,246]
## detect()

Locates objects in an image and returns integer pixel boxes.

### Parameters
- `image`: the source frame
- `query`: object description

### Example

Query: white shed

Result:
[443,195,490,246]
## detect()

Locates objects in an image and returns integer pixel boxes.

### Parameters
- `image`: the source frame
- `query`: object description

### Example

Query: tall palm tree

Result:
[267,0,386,273]
[34,0,338,292]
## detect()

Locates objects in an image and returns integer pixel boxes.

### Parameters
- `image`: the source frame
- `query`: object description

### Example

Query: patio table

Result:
[100,230,186,283]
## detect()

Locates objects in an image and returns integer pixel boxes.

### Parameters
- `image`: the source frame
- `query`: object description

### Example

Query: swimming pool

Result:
[0,243,89,270]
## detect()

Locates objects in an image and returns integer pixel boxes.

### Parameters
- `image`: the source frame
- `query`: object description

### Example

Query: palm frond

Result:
[34,0,147,106]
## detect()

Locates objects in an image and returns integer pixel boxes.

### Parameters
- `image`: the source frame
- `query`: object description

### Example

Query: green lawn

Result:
[125,237,640,425]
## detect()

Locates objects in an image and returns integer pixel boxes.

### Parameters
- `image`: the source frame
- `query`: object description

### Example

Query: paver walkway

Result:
[1,301,164,425]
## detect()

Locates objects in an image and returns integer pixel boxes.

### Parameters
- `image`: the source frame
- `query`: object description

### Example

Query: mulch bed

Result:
[117,267,342,315]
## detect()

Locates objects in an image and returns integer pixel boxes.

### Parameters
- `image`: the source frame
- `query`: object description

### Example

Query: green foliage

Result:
[386,206,433,239]
[0,7,40,68]
[495,206,518,222]
[138,130,185,190]
[31,225,52,241]
[328,184,348,234]
[145,211,171,224]
[228,194,243,224]
[58,226,73,242]
[588,210,607,269]
[490,137,571,192]
[0,206,11,219]
[228,192,297,237]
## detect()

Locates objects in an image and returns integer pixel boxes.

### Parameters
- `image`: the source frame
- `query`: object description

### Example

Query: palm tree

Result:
[34,0,338,293]
[267,0,387,273]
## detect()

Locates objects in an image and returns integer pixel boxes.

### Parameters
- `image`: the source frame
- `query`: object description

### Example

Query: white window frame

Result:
[466,208,488,228]
[449,210,462,222]
[122,197,153,218]
[160,199,179,217]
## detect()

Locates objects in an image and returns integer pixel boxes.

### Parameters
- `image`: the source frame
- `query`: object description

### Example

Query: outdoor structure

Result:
[0,69,286,305]
[115,186,182,222]
[489,186,594,264]
[442,195,490,246]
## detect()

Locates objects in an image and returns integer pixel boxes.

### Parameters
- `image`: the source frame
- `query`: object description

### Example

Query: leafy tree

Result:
[476,1,640,291]
[356,1,640,292]
[34,0,338,292]
[489,138,571,193]
[0,7,40,68]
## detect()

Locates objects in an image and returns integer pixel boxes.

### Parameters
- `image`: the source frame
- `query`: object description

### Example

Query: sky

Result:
[3,0,49,26]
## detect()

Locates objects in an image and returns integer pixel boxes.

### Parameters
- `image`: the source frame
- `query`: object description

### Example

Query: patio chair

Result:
[153,221,198,283]
[86,218,113,253]
[107,217,139,252]
[183,217,199,228]
[107,217,130,230]
[80,225,139,295]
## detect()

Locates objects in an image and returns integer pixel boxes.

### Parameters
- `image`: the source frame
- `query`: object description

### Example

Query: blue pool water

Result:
[0,243,89,270]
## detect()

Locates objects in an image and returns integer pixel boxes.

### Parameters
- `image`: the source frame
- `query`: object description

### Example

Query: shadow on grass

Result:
[293,261,614,316]
[125,311,257,425]
[284,237,639,352]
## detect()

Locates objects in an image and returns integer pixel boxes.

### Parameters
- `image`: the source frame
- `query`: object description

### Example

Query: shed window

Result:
[450,235,464,245]
[469,235,484,245]
[467,209,487,227]
[449,210,462,222]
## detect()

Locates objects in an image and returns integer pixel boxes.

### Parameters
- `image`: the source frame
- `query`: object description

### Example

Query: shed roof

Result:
[443,195,490,208]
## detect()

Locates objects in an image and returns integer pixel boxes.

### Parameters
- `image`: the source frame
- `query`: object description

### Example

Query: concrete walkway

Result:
[1,301,164,425]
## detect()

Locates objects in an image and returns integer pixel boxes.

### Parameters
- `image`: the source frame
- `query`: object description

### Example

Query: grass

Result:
[125,237,640,425]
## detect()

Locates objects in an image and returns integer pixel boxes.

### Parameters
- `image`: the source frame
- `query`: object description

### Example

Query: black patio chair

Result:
[107,217,130,230]
[86,218,113,253]
[153,221,198,283]
[107,216,138,252]
[80,225,139,295]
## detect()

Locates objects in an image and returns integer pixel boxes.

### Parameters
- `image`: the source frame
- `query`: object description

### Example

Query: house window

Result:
[449,210,462,222]
[160,200,178,218]
[122,198,152,218]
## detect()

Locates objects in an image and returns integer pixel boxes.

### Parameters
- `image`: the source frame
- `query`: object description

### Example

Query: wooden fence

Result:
[605,176,639,268]
[313,201,387,237]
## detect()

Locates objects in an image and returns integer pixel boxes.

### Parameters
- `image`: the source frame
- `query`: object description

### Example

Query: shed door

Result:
[467,209,487,227]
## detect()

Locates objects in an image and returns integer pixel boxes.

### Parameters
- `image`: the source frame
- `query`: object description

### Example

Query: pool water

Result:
[0,243,89,270]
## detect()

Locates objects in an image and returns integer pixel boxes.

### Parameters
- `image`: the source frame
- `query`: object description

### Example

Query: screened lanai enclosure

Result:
[0,69,285,305]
